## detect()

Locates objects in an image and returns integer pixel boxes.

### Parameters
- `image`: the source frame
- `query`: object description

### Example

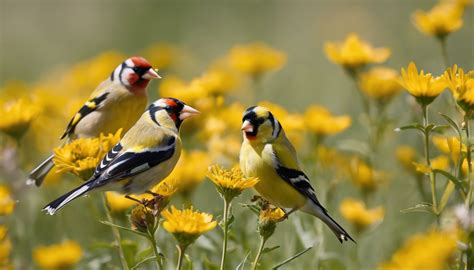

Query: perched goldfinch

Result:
[239,106,354,243]
[28,56,160,186]
[43,98,199,215]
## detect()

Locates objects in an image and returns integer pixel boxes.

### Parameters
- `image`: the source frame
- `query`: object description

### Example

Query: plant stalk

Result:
[422,105,439,217]
[465,115,473,208]
[147,227,163,270]
[176,244,187,270]
[439,37,449,68]
[220,198,231,270]
[252,236,267,270]
[101,194,129,270]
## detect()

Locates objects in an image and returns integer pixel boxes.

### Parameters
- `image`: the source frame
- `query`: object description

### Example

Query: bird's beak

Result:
[241,120,254,133]
[179,105,200,120]
[142,68,161,80]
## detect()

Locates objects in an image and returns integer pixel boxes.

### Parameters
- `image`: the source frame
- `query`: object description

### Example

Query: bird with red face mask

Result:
[43,98,200,215]
[28,56,161,187]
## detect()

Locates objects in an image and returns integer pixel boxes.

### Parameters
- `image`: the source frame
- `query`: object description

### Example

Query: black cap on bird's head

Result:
[148,98,200,129]
[111,56,161,93]
[241,106,282,142]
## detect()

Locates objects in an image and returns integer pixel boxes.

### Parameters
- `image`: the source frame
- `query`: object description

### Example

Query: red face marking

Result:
[165,99,177,108]
[130,56,152,69]
[244,132,256,140]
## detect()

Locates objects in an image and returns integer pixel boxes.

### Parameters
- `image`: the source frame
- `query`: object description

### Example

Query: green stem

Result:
[147,227,163,270]
[439,37,449,68]
[220,198,231,270]
[422,106,439,218]
[102,194,129,270]
[252,236,267,270]
[465,115,473,208]
[176,244,187,270]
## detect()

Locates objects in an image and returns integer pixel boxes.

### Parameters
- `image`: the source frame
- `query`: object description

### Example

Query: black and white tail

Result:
[306,202,356,243]
[28,155,55,187]
[43,180,93,215]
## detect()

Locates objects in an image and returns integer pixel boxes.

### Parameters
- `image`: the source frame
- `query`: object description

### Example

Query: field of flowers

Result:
[1,0,474,269]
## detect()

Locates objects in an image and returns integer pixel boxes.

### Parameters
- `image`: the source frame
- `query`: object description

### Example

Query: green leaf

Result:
[236,252,251,270]
[100,220,147,237]
[433,169,466,195]
[131,256,156,270]
[240,203,260,215]
[272,246,313,269]
[400,203,435,214]
[431,125,450,133]
[439,113,462,137]
[394,123,424,133]
[185,254,193,270]
[135,247,153,262]
[439,181,455,212]
[262,245,280,254]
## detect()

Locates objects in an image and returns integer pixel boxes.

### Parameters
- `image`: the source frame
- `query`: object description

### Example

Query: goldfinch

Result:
[239,106,354,243]
[43,98,199,215]
[28,56,160,186]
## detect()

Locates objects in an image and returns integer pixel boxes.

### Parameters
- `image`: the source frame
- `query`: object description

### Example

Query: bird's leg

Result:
[278,208,298,222]
[124,195,142,204]
[145,190,160,197]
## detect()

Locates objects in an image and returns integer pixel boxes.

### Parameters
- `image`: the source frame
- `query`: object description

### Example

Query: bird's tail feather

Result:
[305,203,356,243]
[28,155,55,187]
[43,180,93,215]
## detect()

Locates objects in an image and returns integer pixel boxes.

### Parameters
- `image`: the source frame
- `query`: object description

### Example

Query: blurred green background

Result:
[1,0,473,269]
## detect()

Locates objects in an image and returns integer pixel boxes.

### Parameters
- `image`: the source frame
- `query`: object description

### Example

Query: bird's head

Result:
[148,98,200,130]
[111,56,161,93]
[242,106,282,143]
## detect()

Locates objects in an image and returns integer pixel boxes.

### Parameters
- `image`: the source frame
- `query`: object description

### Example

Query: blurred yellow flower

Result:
[228,42,286,77]
[432,135,465,165]
[413,155,450,174]
[358,67,401,101]
[152,177,182,197]
[379,230,457,270]
[348,158,382,191]
[441,65,474,112]
[53,129,121,180]
[257,101,305,132]
[33,240,82,270]
[105,192,146,212]
[142,43,178,70]
[0,98,40,139]
[207,164,259,201]
[324,33,390,69]
[196,67,240,96]
[200,102,245,138]
[339,198,384,232]
[0,226,11,264]
[206,134,242,163]
[0,185,14,216]
[304,105,351,136]
[162,206,217,246]
[399,62,446,105]
[412,3,464,38]
[396,146,417,171]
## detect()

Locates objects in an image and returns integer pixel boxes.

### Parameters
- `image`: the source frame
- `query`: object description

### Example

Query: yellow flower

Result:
[432,135,465,165]
[324,33,390,69]
[0,185,14,216]
[257,101,305,132]
[348,158,383,191]
[0,98,40,139]
[399,62,446,105]
[142,43,178,70]
[339,198,384,232]
[195,67,240,96]
[304,105,351,136]
[258,207,285,239]
[414,156,450,174]
[207,164,259,201]
[228,42,286,77]
[130,204,155,233]
[358,67,401,101]
[33,240,82,270]
[441,65,474,112]
[396,146,417,171]
[379,229,457,270]
[152,177,182,198]
[412,3,464,38]
[0,226,11,263]
[53,129,122,180]
[105,192,147,212]
[162,206,217,246]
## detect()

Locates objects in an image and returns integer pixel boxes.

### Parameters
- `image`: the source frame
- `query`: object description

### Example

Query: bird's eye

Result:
[132,66,140,73]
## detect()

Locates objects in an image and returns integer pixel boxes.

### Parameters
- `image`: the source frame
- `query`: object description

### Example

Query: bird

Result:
[43,98,200,215]
[239,106,355,243]
[28,56,160,187]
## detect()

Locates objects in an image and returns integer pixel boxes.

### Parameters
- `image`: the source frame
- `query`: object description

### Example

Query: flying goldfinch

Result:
[43,98,199,215]
[239,106,354,243]
[28,56,160,186]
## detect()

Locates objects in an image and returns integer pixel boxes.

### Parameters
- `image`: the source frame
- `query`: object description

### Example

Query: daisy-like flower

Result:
[412,3,464,38]
[378,229,457,270]
[130,204,156,233]
[339,198,384,232]
[53,129,122,180]
[162,206,217,247]
[228,42,286,78]
[207,164,259,202]
[432,135,466,165]
[399,62,447,105]
[105,192,147,212]
[441,65,474,112]
[0,185,15,216]
[304,105,351,137]
[33,240,82,270]
[258,207,285,239]
[348,158,383,192]
[358,67,402,101]
[195,67,240,96]
[0,98,40,139]
[324,33,390,70]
